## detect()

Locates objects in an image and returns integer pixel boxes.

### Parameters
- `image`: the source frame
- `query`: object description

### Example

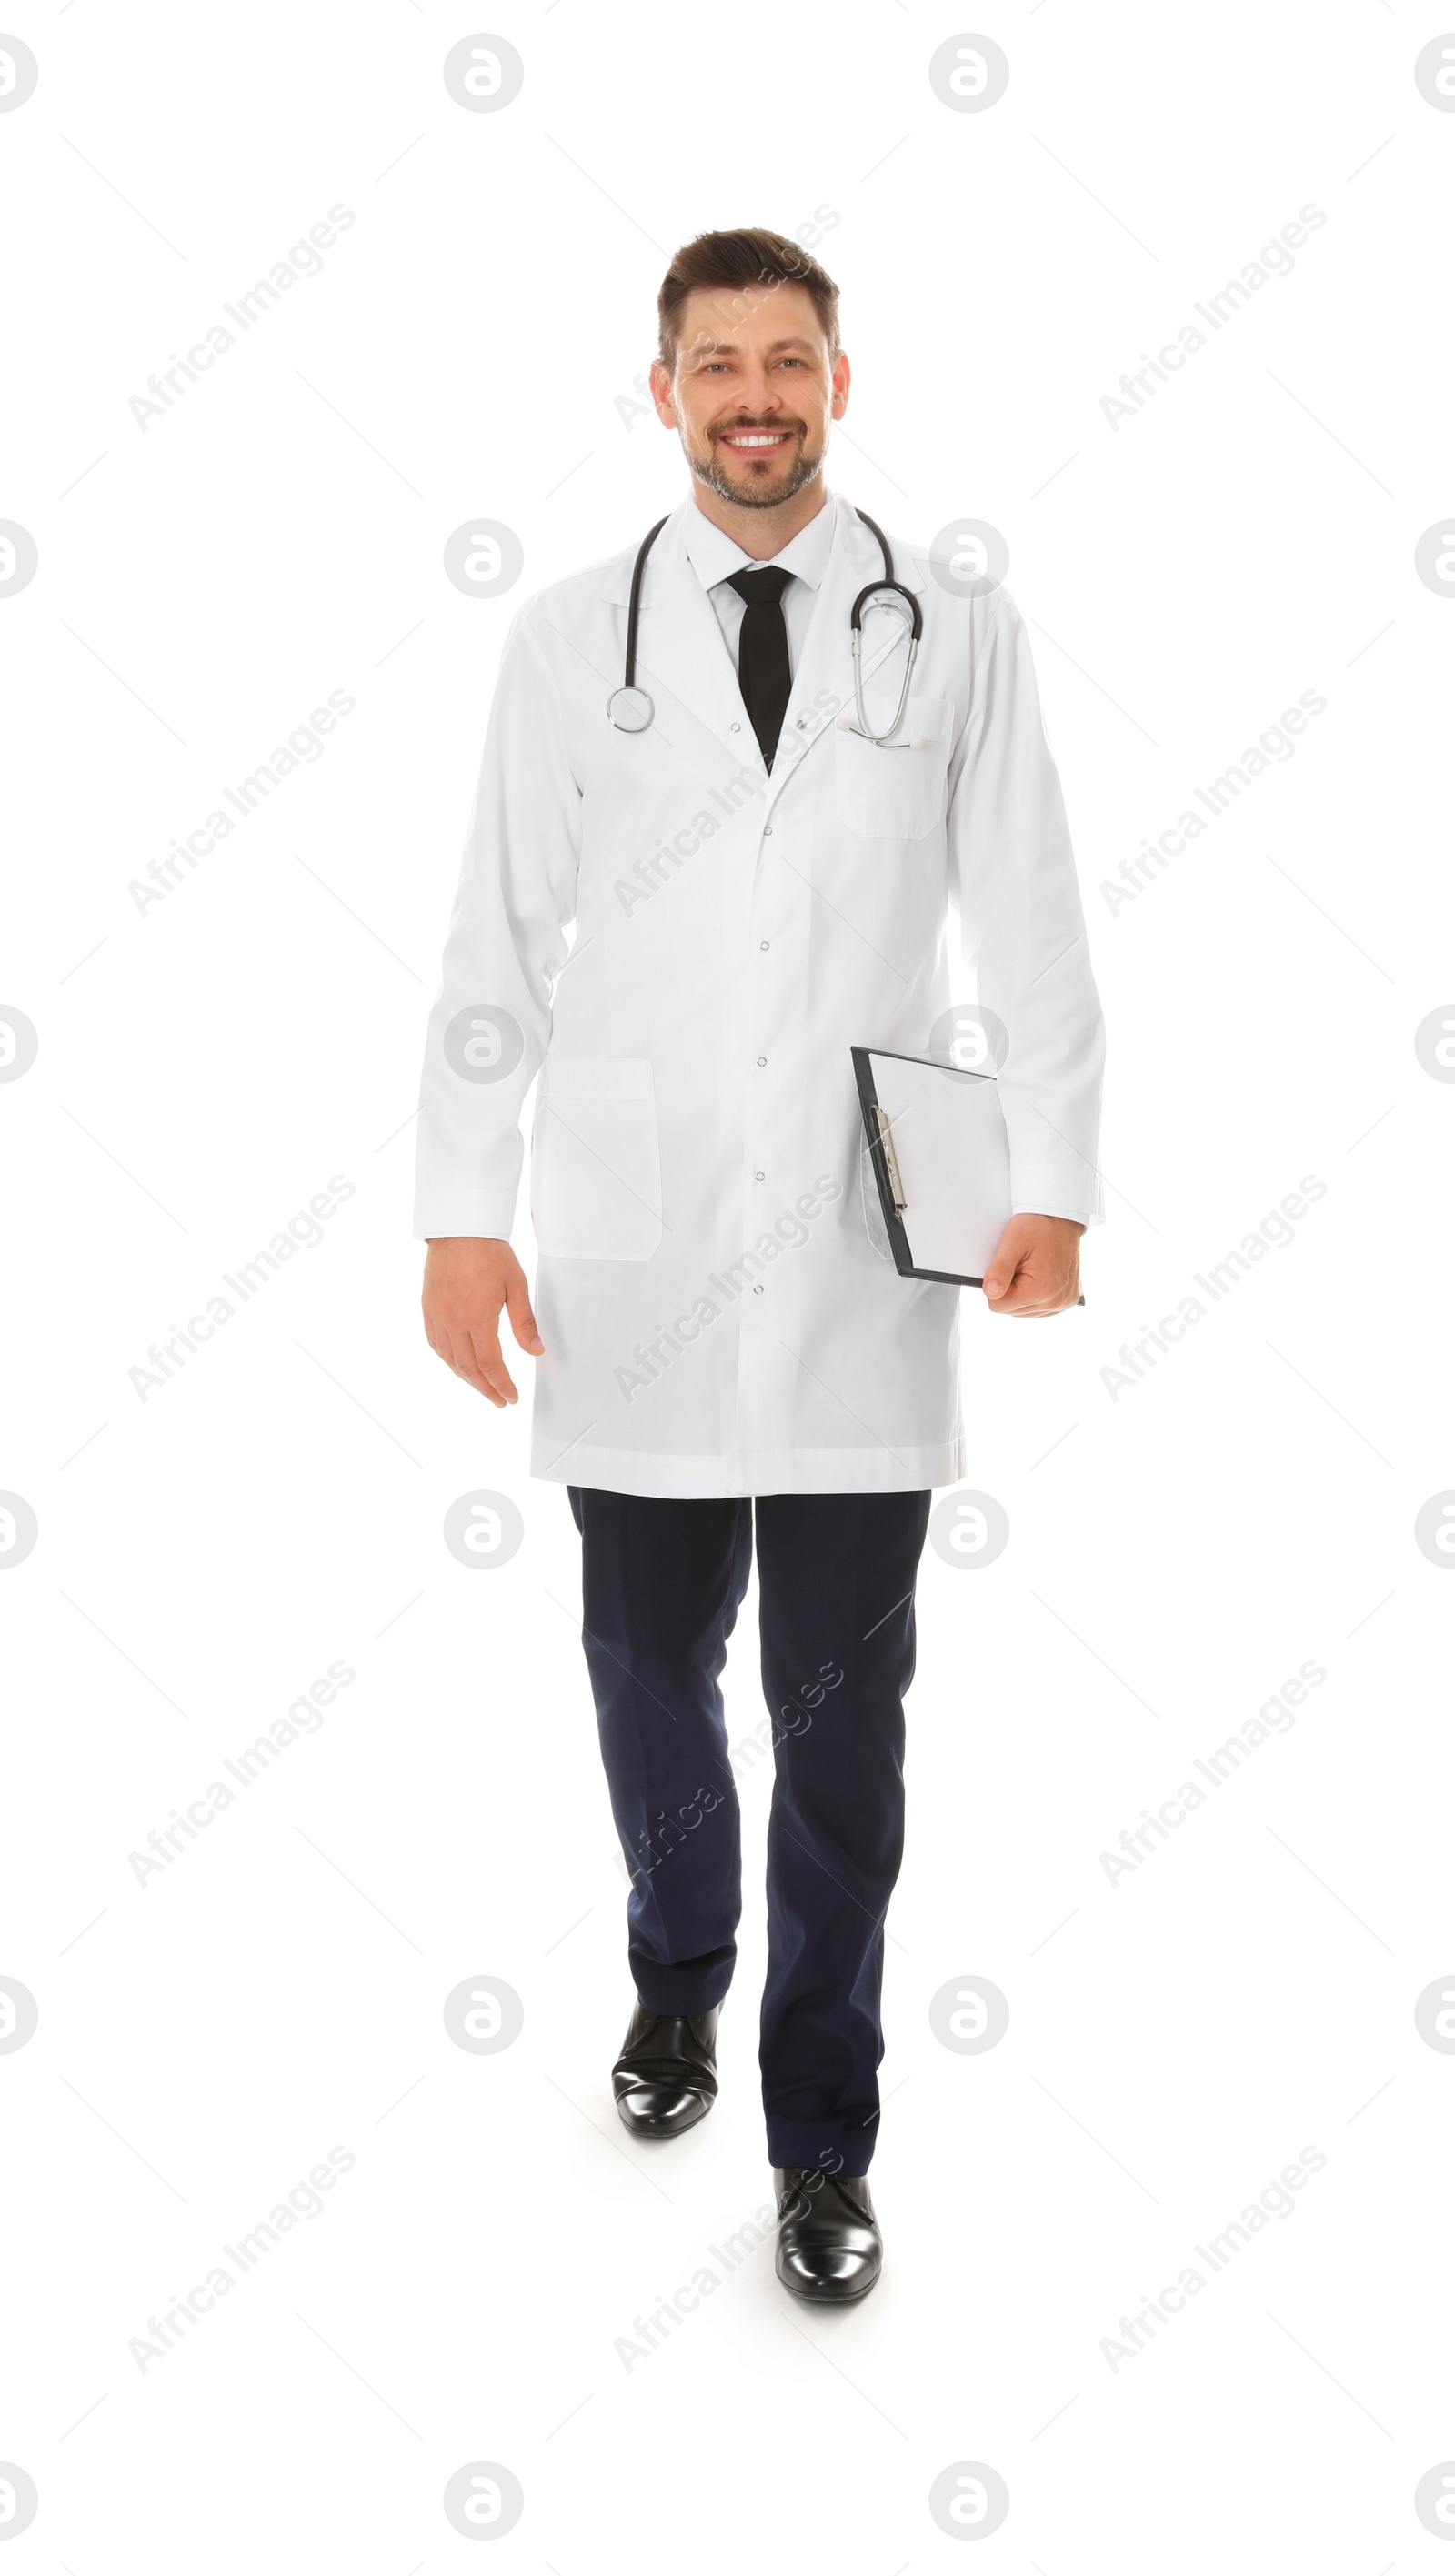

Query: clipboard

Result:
[851,1044,1086,1298]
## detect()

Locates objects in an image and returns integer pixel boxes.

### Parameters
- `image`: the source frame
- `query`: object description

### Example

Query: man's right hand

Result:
[421,1237,543,1408]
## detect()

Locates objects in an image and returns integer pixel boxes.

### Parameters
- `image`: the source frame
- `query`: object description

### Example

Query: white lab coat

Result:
[414,490,1104,1499]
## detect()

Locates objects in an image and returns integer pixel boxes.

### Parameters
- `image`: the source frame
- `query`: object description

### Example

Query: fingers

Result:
[467,1325,519,1406]
[422,1245,545,1402]
[505,1275,544,1357]
[981,1219,1034,1306]
[984,1216,1081,1315]
[429,1316,518,1406]
[983,1254,1032,1311]
[985,1266,1079,1318]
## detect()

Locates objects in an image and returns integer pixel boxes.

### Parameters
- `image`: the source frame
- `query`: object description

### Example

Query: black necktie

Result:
[728,566,793,770]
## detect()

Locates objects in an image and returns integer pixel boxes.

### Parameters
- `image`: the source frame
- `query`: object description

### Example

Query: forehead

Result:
[675,276,828,361]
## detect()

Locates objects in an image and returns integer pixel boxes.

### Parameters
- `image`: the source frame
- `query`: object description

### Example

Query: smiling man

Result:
[416,227,1105,2304]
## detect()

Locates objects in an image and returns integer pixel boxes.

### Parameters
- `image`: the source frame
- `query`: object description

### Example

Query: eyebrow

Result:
[687,336,818,358]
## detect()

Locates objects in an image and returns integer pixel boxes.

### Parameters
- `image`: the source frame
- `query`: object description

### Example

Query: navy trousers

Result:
[567,1487,931,2176]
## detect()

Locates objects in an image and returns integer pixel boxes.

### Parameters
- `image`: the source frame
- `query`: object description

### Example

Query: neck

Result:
[687,471,829,561]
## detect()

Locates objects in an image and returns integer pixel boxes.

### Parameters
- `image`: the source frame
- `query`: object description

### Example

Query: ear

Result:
[648,357,677,426]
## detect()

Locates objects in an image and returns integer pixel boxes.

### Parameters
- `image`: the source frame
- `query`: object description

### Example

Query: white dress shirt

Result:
[682,491,835,682]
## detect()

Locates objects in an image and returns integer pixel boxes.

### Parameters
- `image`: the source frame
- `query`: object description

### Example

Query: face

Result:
[649,279,850,510]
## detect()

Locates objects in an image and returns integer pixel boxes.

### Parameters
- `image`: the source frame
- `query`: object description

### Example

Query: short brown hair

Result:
[657,227,840,371]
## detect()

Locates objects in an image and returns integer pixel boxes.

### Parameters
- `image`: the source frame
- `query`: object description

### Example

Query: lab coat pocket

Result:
[835,694,951,841]
[531,1056,663,1261]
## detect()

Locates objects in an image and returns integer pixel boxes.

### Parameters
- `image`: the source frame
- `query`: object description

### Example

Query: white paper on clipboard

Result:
[865,1050,1012,1280]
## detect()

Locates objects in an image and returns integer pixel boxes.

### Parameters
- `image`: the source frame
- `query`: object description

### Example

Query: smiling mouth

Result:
[718,427,797,452]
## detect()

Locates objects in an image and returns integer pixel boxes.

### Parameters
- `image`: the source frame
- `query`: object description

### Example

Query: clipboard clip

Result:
[873,1105,908,1216]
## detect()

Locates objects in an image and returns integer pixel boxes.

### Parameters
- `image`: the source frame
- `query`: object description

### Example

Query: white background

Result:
[4,1,1454,2565]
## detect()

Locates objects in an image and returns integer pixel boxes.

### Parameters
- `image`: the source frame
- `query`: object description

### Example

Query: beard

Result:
[690,426,825,510]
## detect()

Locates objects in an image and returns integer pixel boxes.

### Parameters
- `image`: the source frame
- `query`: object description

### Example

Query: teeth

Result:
[727,433,787,447]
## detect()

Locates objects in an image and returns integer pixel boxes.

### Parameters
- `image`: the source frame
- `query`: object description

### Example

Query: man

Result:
[416,228,1104,2304]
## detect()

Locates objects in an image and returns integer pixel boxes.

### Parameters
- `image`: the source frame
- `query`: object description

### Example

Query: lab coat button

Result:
[759,940,769,950]
[730,721,741,732]
[763,825,773,836]
[753,1283,764,1295]
[755,1169,765,1181]
[756,1056,767,1067]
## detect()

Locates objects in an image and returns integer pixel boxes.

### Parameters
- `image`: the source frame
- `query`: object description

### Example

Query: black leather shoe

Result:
[773,2167,882,2303]
[611,2001,719,2139]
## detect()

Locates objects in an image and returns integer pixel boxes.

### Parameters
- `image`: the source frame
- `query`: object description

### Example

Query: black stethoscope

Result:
[606,506,923,747]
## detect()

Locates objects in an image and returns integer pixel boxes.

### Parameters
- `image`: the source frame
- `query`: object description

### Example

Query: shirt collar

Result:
[683,488,837,595]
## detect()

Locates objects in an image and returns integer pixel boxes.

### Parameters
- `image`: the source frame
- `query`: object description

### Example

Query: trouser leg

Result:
[568,1486,752,2017]
[754,1489,931,2177]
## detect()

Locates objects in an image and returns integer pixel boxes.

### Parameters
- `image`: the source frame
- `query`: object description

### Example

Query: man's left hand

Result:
[981,1214,1084,1317]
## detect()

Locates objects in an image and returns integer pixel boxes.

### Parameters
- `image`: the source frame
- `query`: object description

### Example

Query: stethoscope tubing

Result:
[847,507,922,747]
[607,505,920,746]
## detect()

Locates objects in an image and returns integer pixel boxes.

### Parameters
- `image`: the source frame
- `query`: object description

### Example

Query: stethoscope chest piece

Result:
[607,685,655,734]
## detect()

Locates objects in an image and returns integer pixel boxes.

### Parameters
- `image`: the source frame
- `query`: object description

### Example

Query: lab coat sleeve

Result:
[412,606,582,1239]
[946,592,1106,1228]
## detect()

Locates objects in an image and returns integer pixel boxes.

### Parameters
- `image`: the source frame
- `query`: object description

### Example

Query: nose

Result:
[732,363,779,417]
